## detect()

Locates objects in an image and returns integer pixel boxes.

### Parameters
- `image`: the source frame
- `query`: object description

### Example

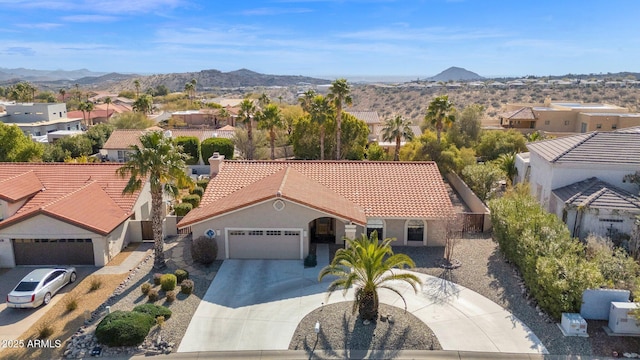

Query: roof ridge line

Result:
[552,132,598,163]
[0,169,35,184]
[278,167,291,195]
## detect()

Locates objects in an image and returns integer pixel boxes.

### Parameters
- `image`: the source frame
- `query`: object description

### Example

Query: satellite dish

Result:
[205,229,216,239]
[164,130,172,138]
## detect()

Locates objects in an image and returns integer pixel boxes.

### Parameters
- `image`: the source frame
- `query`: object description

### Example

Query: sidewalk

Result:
[94,242,153,275]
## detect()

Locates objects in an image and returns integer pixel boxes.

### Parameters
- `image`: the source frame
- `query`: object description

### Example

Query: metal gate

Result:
[141,221,154,240]
[462,213,485,234]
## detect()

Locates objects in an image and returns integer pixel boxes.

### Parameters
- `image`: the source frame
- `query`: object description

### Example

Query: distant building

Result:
[499,101,640,134]
[0,103,82,136]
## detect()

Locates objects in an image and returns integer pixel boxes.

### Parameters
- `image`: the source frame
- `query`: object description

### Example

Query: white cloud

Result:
[16,22,63,30]
[62,15,119,22]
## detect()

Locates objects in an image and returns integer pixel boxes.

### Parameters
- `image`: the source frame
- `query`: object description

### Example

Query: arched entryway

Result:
[309,217,336,243]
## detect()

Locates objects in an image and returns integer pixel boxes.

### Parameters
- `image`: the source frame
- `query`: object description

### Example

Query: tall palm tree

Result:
[298,89,316,113]
[133,94,153,114]
[78,101,88,127]
[382,115,414,161]
[190,78,197,99]
[328,78,352,160]
[239,99,257,160]
[104,97,112,121]
[117,131,193,269]
[133,79,141,99]
[184,82,195,104]
[257,103,284,160]
[319,231,421,320]
[425,95,456,143]
[258,93,270,109]
[85,101,95,126]
[308,95,333,160]
[59,88,66,102]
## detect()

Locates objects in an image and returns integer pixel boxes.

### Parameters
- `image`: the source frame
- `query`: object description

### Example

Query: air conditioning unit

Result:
[608,302,640,335]
[558,313,588,337]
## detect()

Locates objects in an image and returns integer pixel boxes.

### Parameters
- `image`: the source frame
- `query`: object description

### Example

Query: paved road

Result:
[179,246,547,354]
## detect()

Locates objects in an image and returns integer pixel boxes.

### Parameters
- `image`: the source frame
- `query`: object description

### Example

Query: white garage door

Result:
[227,229,302,259]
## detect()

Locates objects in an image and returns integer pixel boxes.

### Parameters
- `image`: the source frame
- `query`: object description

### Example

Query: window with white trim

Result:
[266,230,282,236]
[248,230,264,236]
[284,231,300,236]
[229,231,246,236]
[366,219,384,240]
[407,220,424,242]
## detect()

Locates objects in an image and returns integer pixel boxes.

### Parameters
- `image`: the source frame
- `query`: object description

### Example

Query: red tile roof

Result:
[499,107,536,120]
[182,167,366,226]
[0,163,143,235]
[0,171,43,202]
[67,109,115,119]
[103,129,235,150]
[179,161,453,227]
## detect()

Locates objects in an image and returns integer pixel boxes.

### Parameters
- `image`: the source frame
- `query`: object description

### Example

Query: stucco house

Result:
[0,163,152,267]
[347,110,421,148]
[515,130,640,241]
[0,103,82,136]
[177,157,455,260]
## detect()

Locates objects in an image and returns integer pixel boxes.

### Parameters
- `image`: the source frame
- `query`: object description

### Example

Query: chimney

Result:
[208,152,225,177]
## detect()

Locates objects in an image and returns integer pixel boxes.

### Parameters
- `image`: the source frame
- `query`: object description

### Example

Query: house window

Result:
[599,219,623,223]
[564,120,570,126]
[366,219,384,239]
[229,231,245,236]
[612,124,617,129]
[266,230,281,236]
[596,124,602,129]
[284,231,300,236]
[407,220,424,242]
[248,230,263,236]
[544,120,550,125]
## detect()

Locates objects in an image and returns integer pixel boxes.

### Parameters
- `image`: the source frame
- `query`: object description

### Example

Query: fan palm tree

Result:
[78,101,88,127]
[184,82,195,104]
[133,79,141,98]
[425,95,456,144]
[104,97,112,121]
[328,79,352,160]
[239,99,257,160]
[257,103,284,160]
[298,89,316,113]
[318,231,421,320]
[59,88,66,102]
[496,152,518,185]
[258,93,270,109]
[85,101,95,126]
[190,78,197,99]
[308,95,333,160]
[133,94,153,114]
[117,131,193,269]
[382,115,414,161]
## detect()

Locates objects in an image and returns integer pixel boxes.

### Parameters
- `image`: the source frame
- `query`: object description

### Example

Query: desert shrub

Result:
[196,178,210,191]
[174,203,193,216]
[190,186,204,198]
[182,194,200,208]
[147,289,159,302]
[133,304,172,320]
[95,311,155,346]
[304,254,317,268]
[160,274,177,292]
[156,316,165,328]
[37,322,54,339]
[174,269,189,284]
[65,295,79,312]
[153,273,163,285]
[191,235,218,265]
[174,136,200,165]
[201,137,234,160]
[180,279,195,295]
[141,282,152,295]
[166,291,176,302]
[89,278,102,291]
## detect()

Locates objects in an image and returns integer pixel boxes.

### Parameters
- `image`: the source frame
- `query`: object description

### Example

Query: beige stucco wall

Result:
[189,198,356,260]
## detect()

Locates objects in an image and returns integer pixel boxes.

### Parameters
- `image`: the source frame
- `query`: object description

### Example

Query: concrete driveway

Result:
[0,267,95,346]
[178,249,547,354]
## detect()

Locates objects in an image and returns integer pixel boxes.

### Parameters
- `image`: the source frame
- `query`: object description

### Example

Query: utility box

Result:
[608,302,640,334]
[559,313,588,336]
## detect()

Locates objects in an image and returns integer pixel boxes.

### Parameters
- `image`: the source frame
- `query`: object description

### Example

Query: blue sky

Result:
[0,0,638,78]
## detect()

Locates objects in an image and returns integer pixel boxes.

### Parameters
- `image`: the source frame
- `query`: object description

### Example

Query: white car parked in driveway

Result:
[6,267,77,308]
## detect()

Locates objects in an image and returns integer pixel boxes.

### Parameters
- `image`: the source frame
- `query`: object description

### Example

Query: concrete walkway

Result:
[178,244,547,354]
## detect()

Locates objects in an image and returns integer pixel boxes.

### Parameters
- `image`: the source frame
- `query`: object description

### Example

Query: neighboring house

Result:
[172,108,236,128]
[515,131,640,240]
[101,128,235,163]
[177,158,455,260]
[67,109,116,125]
[0,163,152,267]
[551,178,640,241]
[347,110,421,147]
[499,101,640,134]
[0,103,82,136]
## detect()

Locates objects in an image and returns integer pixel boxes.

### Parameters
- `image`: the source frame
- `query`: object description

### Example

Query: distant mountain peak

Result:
[429,67,484,81]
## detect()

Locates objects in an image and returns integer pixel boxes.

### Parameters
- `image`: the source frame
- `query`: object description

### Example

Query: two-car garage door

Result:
[13,239,95,265]
[227,229,303,259]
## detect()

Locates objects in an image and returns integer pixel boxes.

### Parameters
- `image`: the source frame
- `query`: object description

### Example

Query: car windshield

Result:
[15,282,39,292]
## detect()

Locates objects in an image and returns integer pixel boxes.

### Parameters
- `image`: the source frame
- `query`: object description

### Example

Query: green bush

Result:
[174,136,200,165]
[95,311,155,346]
[133,304,172,320]
[196,178,210,191]
[191,235,218,265]
[190,186,204,198]
[180,279,195,295]
[141,282,152,295]
[147,289,159,302]
[182,194,200,208]
[175,269,189,284]
[160,274,177,292]
[153,273,163,285]
[201,137,234,160]
[174,203,193,216]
